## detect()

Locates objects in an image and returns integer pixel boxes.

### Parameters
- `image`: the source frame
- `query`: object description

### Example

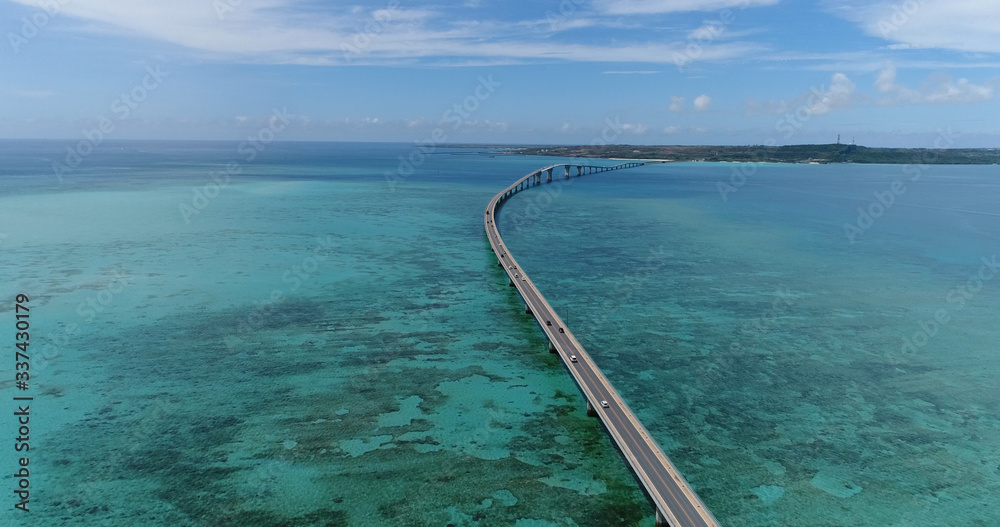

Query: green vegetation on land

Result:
[507,144,1000,165]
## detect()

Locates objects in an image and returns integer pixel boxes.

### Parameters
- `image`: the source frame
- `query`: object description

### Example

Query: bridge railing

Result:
[484,159,719,527]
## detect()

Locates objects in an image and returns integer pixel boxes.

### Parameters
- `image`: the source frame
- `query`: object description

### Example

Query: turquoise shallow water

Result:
[499,162,1000,526]
[1,142,652,526]
[2,142,998,526]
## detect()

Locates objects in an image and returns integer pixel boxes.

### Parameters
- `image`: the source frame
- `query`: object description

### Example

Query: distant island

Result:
[499,144,1000,165]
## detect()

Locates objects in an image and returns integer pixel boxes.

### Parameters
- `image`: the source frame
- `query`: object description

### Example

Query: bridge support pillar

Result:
[586,400,598,417]
[655,509,668,527]
[549,340,557,353]
[563,165,569,179]
[525,303,532,314]
[509,278,515,286]
[498,260,503,268]
[546,168,553,182]
[576,165,582,176]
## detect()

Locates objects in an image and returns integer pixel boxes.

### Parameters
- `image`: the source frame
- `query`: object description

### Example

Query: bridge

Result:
[484,161,720,527]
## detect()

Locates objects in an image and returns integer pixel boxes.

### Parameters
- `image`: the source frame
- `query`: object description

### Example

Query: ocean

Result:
[1,141,997,526]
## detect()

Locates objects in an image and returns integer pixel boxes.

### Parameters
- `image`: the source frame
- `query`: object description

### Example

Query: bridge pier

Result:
[549,340,557,353]
[525,302,532,314]
[655,509,668,527]
[563,165,569,179]
[546,168,553,182]
[509,278,515,286]
[586,400,598,417]
[576,165,582,176]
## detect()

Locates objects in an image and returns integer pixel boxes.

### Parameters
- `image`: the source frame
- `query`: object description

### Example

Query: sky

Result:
[2,0,999,147]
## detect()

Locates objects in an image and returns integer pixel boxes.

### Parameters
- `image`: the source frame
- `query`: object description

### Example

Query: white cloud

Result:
[693,94,712,111]
[603,70,661,75]
[874,61,920,102]
[596,0,780,15]
[663,125,681,134]
[808,73,857,115]
[750,72,858,116]
[874,62,897,93]
[4,0,766,66]
[484,119,508,133]
[622,123,648,134]
[669,96,685,112]
[875,61,997,104]
[922,77,995,103]
[829,0,1000,53]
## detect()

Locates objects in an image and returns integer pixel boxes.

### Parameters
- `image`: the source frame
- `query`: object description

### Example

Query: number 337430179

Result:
[15,294,29,377]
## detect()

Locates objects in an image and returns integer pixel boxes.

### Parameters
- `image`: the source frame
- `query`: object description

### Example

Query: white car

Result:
[600,400,610,409]
[570,355,578,363]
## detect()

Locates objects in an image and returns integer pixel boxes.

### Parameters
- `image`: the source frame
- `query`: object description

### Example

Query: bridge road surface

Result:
[484,163,720,527]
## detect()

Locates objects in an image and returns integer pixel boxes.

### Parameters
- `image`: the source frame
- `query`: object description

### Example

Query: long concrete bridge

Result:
[484,161,720,527]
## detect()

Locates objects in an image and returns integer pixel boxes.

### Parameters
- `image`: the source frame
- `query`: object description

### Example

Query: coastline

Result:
[454,143,1000,165]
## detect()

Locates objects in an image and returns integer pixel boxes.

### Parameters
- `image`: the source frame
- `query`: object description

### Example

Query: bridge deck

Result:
[485,162,720,527]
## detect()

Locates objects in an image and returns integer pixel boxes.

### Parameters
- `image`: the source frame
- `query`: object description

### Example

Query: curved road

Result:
[484,162,720,527]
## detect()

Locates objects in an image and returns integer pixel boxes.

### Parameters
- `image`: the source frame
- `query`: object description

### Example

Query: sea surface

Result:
[1,141,997,526]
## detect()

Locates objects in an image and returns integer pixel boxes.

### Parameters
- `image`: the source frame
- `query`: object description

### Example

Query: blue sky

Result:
[2,0,999,146]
